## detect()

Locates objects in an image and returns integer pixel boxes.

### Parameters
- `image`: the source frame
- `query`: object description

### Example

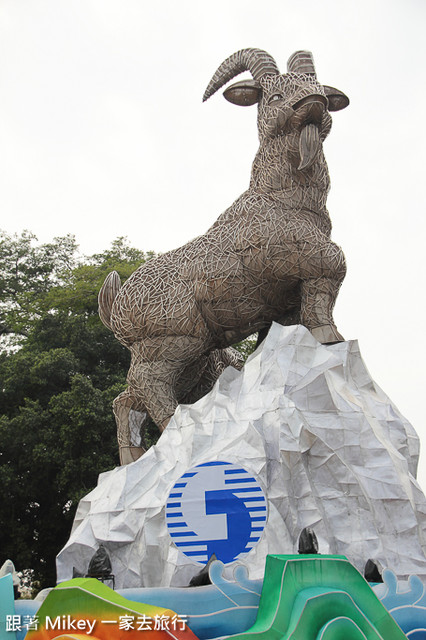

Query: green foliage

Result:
[0,233,150,589]
[0,230,78,343]
[0,231,256,590]
[233,334,258,360]
[47,236,151,319]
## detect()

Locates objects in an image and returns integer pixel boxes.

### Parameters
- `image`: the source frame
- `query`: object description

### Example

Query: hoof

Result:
[159,416,172,432]
[311,324,344,344]
[119,446,145,466]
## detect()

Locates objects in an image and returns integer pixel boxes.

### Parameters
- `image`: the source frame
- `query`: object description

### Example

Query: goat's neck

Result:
[249,133,331,231]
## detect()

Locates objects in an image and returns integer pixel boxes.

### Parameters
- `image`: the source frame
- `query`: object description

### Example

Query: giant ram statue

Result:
[99,49,349,464]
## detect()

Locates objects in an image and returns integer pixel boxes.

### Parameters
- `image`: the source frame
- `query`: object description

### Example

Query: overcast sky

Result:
[1,0,426,487]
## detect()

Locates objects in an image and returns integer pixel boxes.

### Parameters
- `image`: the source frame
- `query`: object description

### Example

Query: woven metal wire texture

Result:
[99,49,348,462]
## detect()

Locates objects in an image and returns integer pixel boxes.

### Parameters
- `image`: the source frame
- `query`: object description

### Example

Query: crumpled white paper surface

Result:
[56,324,426,587]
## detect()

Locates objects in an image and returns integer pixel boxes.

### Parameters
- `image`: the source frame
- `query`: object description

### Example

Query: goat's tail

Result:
[98,270,121,330]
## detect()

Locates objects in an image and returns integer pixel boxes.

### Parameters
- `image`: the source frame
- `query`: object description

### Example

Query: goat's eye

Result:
[269,94,283,104]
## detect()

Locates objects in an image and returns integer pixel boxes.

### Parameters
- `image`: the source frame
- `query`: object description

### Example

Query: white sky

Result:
[1,0,426,487]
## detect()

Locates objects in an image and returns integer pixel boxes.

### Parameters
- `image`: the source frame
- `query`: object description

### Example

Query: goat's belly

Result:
[194,273,299,343]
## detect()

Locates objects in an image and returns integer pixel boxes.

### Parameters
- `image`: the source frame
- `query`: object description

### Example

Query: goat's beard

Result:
[298,123,321,171]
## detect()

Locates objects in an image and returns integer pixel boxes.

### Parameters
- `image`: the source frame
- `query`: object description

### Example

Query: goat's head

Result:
[203,49,349,170]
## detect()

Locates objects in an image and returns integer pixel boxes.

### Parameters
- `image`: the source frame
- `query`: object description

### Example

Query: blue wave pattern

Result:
[119,560,263,639]
[165,461,267,564]
[12,560,426,640]
[373,569,426,638]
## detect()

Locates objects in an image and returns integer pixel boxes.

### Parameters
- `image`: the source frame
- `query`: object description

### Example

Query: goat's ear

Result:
[323,85,350,111]
[223,80,262,106]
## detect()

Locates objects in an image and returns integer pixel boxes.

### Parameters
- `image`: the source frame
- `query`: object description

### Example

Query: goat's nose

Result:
[292,94,327,124]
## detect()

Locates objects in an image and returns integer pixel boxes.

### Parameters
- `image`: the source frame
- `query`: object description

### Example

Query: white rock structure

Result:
[56,324,426,587]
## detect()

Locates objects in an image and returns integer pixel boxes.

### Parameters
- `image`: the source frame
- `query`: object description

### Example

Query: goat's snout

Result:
[292,94,327,128]
[265,93,327,140]
[265,105,294,138]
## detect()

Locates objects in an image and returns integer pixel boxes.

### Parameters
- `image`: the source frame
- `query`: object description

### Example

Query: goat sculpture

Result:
[99,49,349,464]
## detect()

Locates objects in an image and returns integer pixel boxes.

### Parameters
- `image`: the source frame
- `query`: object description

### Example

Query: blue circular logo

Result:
[165,461,267,565]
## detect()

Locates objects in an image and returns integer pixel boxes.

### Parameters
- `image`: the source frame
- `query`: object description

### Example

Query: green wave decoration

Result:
[25,577,199,640]
[225,555,407,640]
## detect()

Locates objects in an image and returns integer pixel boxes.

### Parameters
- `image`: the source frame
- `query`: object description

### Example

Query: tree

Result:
[0,232,256,590]
[0,233,152,588]
[0,230,78,343]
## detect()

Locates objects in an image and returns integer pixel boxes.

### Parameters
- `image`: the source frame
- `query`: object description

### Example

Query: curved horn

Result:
[203,48,279,102]
[287,50,317,76]
[288,52,350,111]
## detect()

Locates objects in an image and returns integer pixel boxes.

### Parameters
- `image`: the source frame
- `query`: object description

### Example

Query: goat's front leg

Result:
[300,276,344,343]
[297,235,346,344]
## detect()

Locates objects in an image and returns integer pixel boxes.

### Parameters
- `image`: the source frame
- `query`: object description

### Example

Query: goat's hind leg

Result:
[113,388,147,465]
[128,336,207,431]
